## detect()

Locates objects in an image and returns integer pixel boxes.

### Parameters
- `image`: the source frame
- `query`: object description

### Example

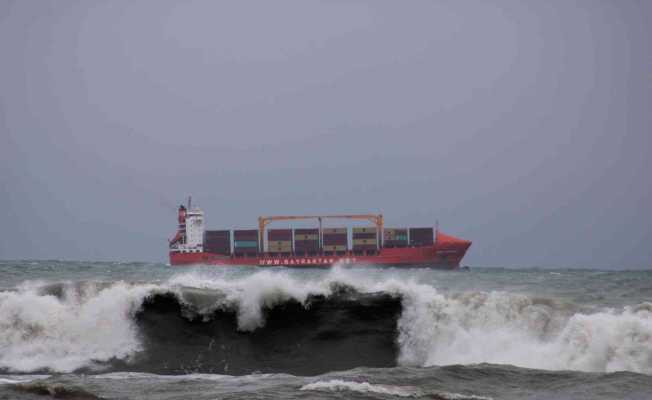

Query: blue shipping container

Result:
[234,240,258,248]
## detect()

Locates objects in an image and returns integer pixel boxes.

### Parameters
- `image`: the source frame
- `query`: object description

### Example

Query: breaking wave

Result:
[0,268,651,375]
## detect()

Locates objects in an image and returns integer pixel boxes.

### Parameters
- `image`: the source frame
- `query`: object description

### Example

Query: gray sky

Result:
[1,0,651,267]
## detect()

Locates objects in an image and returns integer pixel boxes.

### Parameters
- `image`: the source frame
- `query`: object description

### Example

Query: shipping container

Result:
[295,237,319,243]
[268,229,292,241]
[294,239,319,245]
[295,238,319,244]
[268,240,292,245]
[352,232,377,239]
[268,240,291,246]
[384,228,408,241]
[409,227,434,246]
[205,241,231,249]
[352,228,377,250]
[352,227,377,234]
[295,227,319,252]
[294,228,319,235]
[353,243,375,249]
[205,230,230,235]
[204,239,231,252]
[323,245,347,252]
[205,238,230,244]
[324,235,348,244]
[352,238,377,245]
[323,241,347,247]
[294,244,320,252]
[323,234,347,245]
[234,240,258,248]
[205,229,230,238]
[205,239,230,245]
[268,248,292,254]
[234,229,259,239]
[383,228,408,248]
[294,234,319,241]
[294,243,319,253]
[268,238,291,244]
[323,232,347,237]
[233,230,258,251]
[206,235,230,243]
[205,239,230,246]
[205,237,231,244]
[409,227,433,236]
[352,245,378,251]
[234,242,258,253]
[323,227,347,234]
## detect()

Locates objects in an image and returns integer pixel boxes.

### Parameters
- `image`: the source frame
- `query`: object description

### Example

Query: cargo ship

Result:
[169,199,471,268]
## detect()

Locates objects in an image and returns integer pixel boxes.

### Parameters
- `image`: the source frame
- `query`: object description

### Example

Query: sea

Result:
[0,260,650,400]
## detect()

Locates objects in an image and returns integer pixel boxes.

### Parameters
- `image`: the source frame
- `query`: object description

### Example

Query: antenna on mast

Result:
[188,196,192,210]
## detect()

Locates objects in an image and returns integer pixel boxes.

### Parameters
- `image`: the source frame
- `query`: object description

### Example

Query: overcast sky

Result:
[1,0,650,267]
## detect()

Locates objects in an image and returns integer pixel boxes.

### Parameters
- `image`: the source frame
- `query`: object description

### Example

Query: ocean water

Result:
[0,261,650,400]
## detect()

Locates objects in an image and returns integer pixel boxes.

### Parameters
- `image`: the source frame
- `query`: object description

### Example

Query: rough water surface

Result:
[0,260,650,399]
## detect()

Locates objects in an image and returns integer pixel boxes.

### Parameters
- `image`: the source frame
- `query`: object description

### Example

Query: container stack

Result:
[294,228,319,255]
[233,229,259,256]
[204,230,231,254]
[409,227,434,247]
[352,227,378,252]
[383,228,408,248]
[322,228,347,252]
[267,229,292,254]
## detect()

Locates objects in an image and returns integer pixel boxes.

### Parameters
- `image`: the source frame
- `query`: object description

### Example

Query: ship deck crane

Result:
[258,214,384,252]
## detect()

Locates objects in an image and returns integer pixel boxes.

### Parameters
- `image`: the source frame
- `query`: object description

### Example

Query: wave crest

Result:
[0,282,155,372]
[1,269,651,375]
[397,288,652,374]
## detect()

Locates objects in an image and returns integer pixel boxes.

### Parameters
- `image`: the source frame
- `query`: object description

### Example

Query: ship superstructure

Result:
[169,200,205,254]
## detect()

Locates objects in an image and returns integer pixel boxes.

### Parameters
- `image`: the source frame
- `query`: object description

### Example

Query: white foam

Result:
[300,379,493,400]
[168,270,335,330]
[167,268,652,374]
[92,371,292,382]
[0,375,50,385]
[438,393,494,400]
[2,269,651,374]
[0,281,156,372]
[396,287,652,374]
[300,379,419,397]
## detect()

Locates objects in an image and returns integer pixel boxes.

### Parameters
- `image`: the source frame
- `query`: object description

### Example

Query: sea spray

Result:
[0,282,155,372]
[0,267,651,374]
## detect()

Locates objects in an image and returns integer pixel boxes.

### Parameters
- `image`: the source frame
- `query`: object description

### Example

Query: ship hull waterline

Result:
[170,242,470,269]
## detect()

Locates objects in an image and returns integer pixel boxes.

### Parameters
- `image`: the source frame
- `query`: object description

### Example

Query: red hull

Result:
[170,232,471,269]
